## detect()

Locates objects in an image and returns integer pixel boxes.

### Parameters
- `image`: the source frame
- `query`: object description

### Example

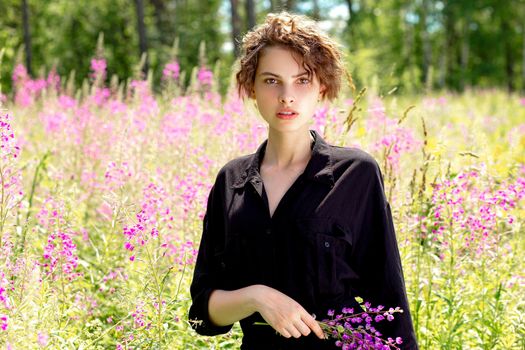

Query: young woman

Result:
[189,12,418,350]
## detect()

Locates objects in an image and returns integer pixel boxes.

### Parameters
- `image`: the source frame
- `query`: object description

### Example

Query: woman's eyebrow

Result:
[258,71,309,78]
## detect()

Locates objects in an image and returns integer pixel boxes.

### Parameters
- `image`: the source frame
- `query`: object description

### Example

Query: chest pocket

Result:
[296,217,356,298]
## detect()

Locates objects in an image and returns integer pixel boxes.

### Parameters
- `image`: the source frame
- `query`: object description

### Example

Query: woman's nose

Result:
[278,93,295,104]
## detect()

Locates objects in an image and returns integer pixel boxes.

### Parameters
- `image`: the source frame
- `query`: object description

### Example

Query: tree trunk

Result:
[344,0,355,46]
[502,19,514,92]
[522,22,525,91]
[404,9,416,89]
[285,0,295,12]
[134,0,148,73]
[150,0,169,45]
[443,0,457,89]
[460,18,470,90]
[421,0,432,87]
[312,0,320,20]
[269,0,281,13]
[230,0,241,57]
[22,0,32,76]
[245,0,256,31]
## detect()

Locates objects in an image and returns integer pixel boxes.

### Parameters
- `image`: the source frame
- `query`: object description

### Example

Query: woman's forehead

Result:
[256,46,311,76]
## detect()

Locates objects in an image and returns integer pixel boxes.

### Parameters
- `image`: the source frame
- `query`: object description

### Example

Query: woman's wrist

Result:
[208,285,268,326]
[244,284,267,314]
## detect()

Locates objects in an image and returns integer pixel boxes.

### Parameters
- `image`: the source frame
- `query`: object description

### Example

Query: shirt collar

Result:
[231,129,335,189]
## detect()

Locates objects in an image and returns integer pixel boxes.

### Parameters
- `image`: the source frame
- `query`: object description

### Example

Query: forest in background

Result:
[1,0,525,95]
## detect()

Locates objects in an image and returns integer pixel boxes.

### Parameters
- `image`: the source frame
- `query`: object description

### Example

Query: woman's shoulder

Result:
[328,145,382,175]
[218,153,254,175]
[212,152,257,187]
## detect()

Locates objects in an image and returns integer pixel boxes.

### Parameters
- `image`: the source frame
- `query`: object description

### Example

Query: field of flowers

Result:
[0,54,524,349]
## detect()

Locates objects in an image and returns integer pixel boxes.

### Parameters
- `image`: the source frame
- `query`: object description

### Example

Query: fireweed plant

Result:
[0,43,523,348]
[323,297,405,350]
[253,297,404,349]
[319,298,404,350]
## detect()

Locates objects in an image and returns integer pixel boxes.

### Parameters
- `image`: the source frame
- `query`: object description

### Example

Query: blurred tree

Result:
[311,0,320,20]
[285,0,296,12]
[246,0,256,31]
[493,0,517,91]
[134,0,148,74]
[344,0,356,44]
[521,0,525,91]
[21,0,32,76]
[149,0,173,46]
[230,0,241,57]
[1,0,524,95]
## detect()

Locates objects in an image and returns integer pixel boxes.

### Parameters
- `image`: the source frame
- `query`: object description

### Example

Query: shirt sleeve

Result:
[188,176,234,336]
[351,160,419,350]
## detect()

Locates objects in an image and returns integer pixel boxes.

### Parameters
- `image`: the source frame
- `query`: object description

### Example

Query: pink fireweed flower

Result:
[161,239,198,270]
[104,161,133,191]
[12,64,48,106]
[161,112,192,144]
[122,181,173,260]
[197,67,213,86]
[174,173,209,220]
[12,64,28,83]
[0,114,23,214]
[37,197,82,281]
[0,271,11,310]
[37,332,49,347]
[46,68,61,92]
[162,60,180,81]
[367,98,421,172]
[38,110,69,134]
[132,302,146,328]
[0,314,7,331]
[427,170,524,257]
[90,87,111,106]
[90,58,107,80]
[129,80,159,129]
[1,114,21,161]
[42,230,82,281]
[520,98,525,106]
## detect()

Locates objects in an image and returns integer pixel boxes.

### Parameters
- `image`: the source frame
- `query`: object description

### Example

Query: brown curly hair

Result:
[236,12,347,101]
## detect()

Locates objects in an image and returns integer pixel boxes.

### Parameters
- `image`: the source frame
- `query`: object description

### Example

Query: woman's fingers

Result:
[285,325,303,338]
[279,328,292,338]
[253,285,326,340]
[302,313,326,339]
[293,318,312,337]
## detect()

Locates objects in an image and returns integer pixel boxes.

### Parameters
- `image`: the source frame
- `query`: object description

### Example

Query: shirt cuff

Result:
[188,287,234,336]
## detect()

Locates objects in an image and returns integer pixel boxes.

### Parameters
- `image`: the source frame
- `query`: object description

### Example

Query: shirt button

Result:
[324,241,330,248]
[220,262,226,269]
[265,228,272,235]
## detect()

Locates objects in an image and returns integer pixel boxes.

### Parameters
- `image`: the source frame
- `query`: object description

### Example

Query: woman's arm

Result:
[209,284,325,340]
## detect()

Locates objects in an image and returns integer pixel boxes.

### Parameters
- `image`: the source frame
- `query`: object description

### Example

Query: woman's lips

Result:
[276,110,298,120]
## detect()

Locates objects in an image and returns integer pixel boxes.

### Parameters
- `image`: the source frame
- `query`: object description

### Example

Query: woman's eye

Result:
[264,78,278,84]
[298,78,310,84]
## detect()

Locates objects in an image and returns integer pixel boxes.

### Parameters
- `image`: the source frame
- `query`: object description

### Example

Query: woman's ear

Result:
[319,84,327,100]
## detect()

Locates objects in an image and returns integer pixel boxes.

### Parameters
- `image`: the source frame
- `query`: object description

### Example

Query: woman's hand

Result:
[251,284,325,340]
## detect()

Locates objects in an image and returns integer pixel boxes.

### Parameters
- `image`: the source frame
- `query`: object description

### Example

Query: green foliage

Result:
[1,0,525,97]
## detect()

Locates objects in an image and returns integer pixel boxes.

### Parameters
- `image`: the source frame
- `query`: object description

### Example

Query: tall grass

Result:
[0,56,523,349]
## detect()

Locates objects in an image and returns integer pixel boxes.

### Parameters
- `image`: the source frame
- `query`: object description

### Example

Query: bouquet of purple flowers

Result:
[318,296,404,350]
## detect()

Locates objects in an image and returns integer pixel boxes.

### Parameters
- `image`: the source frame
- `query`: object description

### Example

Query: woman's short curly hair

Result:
[236,12,347,101]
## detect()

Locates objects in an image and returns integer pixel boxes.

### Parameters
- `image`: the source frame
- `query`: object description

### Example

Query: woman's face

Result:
[252,46,325,134]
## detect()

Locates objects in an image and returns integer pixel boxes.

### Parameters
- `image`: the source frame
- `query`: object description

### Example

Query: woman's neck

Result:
[262,128,314,170]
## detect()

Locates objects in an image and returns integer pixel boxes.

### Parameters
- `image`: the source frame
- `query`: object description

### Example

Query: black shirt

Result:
[188,130,419,349]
